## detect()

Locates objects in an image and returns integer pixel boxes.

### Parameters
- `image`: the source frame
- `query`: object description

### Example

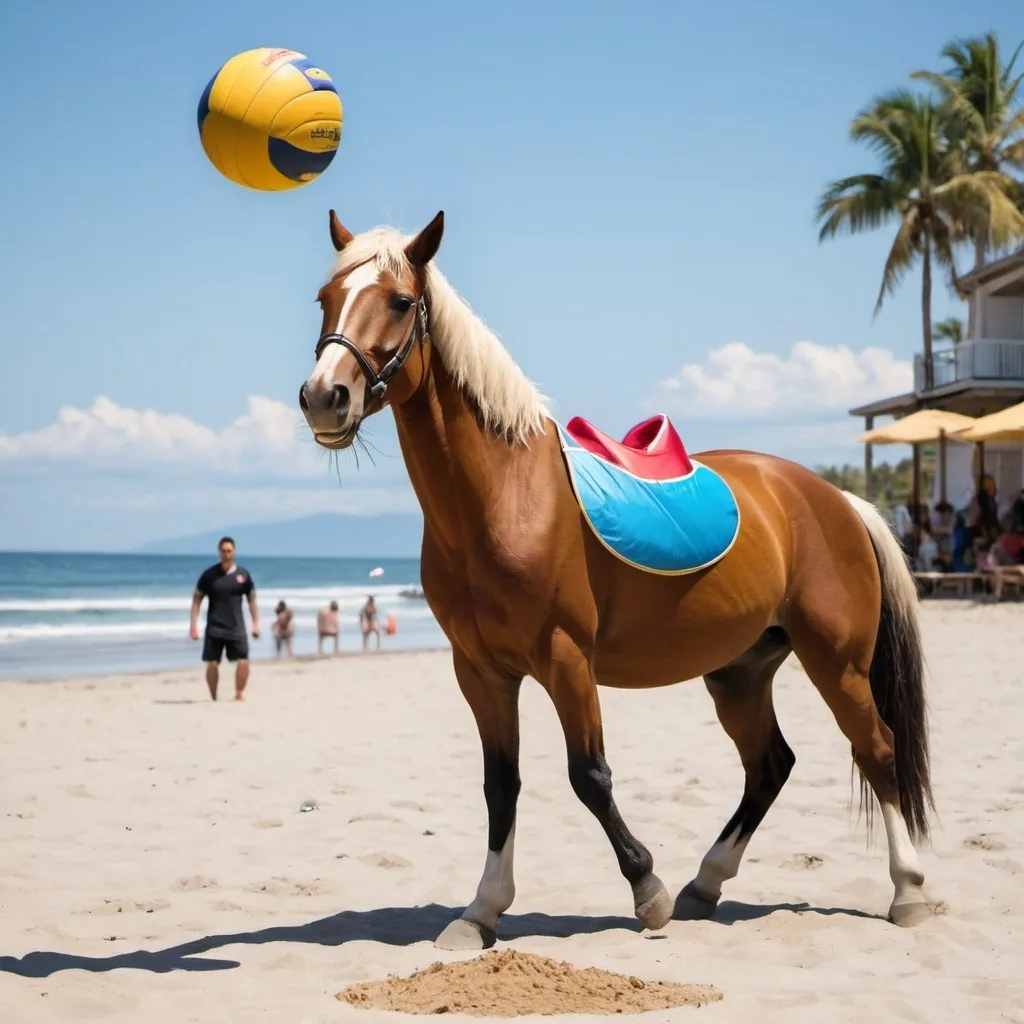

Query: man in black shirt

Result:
[189,537,261,701]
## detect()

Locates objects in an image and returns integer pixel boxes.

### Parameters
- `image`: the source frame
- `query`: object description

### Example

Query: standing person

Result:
[893,501,914,555]
[317,600,340,656]
[189,537,260,701]
[272,600,295,658]
[360,596,380,651]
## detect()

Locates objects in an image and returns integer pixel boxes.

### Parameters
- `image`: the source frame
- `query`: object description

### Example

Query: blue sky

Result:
[0,0,1014,549]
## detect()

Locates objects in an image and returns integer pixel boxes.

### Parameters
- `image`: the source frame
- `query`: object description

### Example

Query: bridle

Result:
[314,296,429,398]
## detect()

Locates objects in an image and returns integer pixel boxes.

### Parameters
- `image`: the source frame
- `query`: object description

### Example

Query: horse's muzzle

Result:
[299,380,360,447]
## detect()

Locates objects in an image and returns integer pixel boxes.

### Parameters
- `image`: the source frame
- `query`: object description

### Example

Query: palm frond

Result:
[932,317,965,344]
[815,174,901,241]
[875,208,920,314]
[934,170,1024,247]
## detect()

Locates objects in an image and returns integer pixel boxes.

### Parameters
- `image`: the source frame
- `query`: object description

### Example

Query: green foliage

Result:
[815,457,936,511]
[932,316,965,344]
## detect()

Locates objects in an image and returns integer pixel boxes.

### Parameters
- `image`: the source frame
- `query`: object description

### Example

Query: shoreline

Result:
[0,641,453,686]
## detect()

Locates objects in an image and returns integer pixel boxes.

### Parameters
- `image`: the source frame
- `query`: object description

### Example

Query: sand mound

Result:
[337,949,723,1016]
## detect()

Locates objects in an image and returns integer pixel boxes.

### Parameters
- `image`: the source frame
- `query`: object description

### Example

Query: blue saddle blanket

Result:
[556,423,740,575]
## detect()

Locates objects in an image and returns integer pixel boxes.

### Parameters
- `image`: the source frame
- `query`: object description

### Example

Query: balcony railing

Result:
[913,338,1024,392]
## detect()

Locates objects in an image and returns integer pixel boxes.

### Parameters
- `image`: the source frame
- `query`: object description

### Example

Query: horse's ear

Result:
[329,209,354,252]
[405,211,444,268]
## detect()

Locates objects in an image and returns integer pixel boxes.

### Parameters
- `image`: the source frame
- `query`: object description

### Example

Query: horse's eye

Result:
[390,295,413,314]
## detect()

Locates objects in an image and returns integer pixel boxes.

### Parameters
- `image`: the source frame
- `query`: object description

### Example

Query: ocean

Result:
[0,552,448,681]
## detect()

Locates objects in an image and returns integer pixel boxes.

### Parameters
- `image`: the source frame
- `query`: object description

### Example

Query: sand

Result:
[338,949,722,1015]
[1,601,1022,1023]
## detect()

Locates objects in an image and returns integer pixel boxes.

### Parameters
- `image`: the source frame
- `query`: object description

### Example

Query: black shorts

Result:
[202,632,249,663]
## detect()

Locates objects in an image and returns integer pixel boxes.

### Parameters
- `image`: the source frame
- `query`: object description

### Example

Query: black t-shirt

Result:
[195,564,255,639]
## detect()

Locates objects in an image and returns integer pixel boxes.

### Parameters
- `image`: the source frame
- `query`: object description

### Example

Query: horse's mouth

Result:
[313,425,357,450]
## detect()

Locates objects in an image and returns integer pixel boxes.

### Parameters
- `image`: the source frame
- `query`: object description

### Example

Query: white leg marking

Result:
[693,824,751,899]
[880,801,925,893]
[310,262,379,388]
[462,820,516,930]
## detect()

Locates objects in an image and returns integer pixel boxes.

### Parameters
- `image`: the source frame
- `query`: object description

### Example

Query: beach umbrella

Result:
[856,408,977,445]
[857,409,978,511]
[953,400,1024,443]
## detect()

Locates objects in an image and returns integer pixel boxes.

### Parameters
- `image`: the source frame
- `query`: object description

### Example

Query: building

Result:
[850,250,1024,509]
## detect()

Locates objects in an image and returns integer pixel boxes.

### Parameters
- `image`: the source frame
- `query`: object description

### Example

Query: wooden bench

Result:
[980,566,1024,601]
[913,572,982,598]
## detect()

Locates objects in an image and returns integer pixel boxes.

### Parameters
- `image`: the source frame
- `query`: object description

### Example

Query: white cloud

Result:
[70,485,420,518]
[0,395,321,475]
[653,341,912,420]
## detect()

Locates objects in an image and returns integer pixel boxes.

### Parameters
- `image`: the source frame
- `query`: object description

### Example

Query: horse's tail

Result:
[842,491,933,842]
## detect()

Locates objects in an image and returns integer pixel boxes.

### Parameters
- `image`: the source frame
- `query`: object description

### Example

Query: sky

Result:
[0,0,1016,550]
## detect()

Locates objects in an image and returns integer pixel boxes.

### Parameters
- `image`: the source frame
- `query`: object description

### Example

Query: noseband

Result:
[314,298,428,398]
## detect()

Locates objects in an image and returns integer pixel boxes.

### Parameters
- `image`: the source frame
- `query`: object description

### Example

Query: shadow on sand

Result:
[0,899,883,977]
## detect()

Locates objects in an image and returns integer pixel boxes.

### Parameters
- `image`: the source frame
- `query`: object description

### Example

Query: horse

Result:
[298,209,936,951]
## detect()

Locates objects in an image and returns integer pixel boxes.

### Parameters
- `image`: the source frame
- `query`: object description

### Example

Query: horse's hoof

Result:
[634,875,673,930]
[672,881,719,921]
[889,892,935,928]
[434,917,496,950]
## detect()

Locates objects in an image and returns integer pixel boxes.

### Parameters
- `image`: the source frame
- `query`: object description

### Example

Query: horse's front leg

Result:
[435,649,522,950]
[539,631,672,931]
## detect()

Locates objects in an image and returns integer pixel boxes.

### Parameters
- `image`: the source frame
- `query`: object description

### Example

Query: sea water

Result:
[0,552,447,680]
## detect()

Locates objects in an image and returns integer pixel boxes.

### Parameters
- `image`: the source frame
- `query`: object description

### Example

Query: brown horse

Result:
[299,210,936,950]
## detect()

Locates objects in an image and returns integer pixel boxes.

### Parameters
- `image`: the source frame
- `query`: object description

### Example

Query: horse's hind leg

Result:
[788,616,932,927]
[674,627,795,919]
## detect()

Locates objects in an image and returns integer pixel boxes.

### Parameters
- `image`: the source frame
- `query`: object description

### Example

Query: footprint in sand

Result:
[358,852,412,869]
[964,834,1007,852]
[251,819,283,829]
[630,790,664,804]
[984,858,1022,875]
[171,875,219,892]
[214,900,243,912]
[807,777,840,788]
[524,788,553,804]
[348,813,404,824]
[81,899,171,915]
[391,800,442,813]
[245,877,334,896]
[784,854,826,870]
[668,789,710,807]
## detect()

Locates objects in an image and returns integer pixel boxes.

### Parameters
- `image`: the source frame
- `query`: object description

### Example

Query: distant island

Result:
[136,512,424,558]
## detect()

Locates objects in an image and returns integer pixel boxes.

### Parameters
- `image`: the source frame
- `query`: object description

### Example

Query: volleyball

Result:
[197,47,343,191]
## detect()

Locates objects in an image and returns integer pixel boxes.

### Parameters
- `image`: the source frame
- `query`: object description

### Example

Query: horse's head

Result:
[299,210,445,449]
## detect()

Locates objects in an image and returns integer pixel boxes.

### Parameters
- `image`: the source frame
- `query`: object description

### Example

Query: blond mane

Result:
[332,226,548,444]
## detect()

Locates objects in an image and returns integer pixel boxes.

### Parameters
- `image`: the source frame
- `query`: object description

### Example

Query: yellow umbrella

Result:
[857,408,976,444]
[858,408,978,509]
[953,400,1024,443]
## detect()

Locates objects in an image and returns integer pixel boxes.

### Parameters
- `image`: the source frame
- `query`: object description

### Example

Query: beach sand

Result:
[1,601,1022,1023]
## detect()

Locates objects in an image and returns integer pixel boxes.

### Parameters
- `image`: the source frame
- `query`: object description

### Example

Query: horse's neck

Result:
[392,360,525,557]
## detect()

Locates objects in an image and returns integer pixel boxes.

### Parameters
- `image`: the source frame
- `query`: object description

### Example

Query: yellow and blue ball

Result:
[197,47,343,191]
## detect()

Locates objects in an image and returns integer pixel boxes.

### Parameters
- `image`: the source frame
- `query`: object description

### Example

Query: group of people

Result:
[271,594,385,658]
[895,475,1024,573]
[188,536,395,702]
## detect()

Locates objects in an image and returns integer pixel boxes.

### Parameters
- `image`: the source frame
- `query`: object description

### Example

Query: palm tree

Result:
[932,316,965,345]
[816,90,1023,390]
[912,33,1024,266]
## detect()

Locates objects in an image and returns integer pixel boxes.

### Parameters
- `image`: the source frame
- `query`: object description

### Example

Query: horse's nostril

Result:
[298,383,310,413]
[331,384,350,413]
